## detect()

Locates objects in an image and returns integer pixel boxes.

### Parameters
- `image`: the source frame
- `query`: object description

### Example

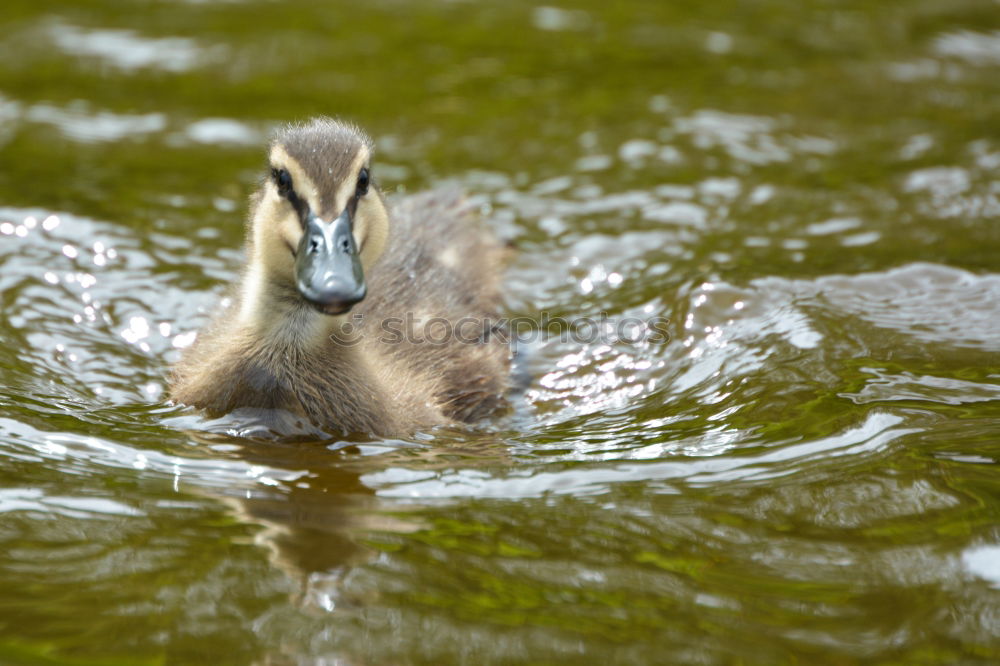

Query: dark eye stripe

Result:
[272,168,293,196]
[270,166,310,225]
[356,168,370,197]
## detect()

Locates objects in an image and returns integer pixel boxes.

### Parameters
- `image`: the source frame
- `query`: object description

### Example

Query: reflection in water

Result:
[209,442,401,613]
[25,103,167,143]
[934,29,1000,66]
[963,544,1000,589]
[47,20,221,72]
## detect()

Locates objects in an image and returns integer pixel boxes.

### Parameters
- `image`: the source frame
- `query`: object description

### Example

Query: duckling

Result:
[169,118,511,437]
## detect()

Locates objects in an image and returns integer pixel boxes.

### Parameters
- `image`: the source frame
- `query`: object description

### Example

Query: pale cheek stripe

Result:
[330,148,370,215]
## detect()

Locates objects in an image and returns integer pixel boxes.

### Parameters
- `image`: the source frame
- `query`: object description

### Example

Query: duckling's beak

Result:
[295,209,366,315]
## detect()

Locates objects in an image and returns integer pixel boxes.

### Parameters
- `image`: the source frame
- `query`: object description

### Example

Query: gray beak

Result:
[295,208,366,314]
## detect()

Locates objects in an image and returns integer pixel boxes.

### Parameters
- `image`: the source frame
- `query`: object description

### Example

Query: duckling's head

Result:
[243,118,389,319]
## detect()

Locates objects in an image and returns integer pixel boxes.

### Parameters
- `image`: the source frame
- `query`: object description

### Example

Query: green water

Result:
[1,0,999,664]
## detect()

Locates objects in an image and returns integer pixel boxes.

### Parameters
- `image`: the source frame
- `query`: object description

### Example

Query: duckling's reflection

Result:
[180,431,397,610]
[193,428,510,612]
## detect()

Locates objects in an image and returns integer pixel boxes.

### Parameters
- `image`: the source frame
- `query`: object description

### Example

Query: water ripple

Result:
[48,20,224,72]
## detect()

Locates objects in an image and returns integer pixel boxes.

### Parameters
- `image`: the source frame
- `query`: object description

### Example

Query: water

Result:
[1,0,999,663]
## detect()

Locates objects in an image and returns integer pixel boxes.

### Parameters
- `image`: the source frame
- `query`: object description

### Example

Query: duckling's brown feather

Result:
[170,318,406,435]
[274,119,372,215]
[360,187,511,424]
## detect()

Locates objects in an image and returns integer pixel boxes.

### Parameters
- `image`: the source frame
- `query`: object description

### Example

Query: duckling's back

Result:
[357,187,512,424]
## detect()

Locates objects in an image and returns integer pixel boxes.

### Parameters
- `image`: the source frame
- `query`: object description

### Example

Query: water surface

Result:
[1,0,999,664]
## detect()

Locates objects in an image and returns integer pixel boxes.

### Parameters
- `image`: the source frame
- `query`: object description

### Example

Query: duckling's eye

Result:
[356,168,370,198]
[272,168,293,196]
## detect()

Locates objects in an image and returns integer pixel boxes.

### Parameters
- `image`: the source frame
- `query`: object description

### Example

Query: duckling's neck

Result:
[227,267,400,436]
[236,264,342,352]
